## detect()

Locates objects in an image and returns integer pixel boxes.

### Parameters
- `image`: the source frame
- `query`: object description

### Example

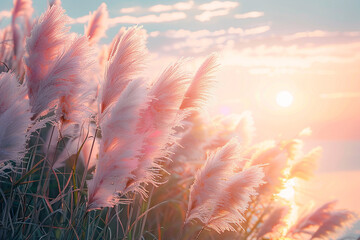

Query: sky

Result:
[1,0,360,213]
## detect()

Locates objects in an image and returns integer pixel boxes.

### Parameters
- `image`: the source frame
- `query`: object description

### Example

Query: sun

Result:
[276,91,293,107]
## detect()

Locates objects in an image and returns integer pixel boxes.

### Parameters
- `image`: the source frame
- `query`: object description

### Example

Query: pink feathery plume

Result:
[54,36,97,130]
[206,112,255,151]
[311,210,355,239]
[290,147,322,180]
[11,0,33,57]
[235,111,255,147]
[0,27,13,66]
[124,60,191,196]
[28,35,96,128]
[185,138,242,224]
[87,79,148,210]
[290,201,337,234]
[0,72,31,166]
[249,141,287,195]
[281,138,304,160]
[100,26,147,114]
[250,140,281,166]
[205,166,265,233]
[257,206,290,239]
[24,5,70,119]
[85,3,109,45]
[180,53,218,110]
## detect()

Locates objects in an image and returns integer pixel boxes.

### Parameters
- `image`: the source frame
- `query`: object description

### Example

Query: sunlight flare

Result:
[276,91,293,107]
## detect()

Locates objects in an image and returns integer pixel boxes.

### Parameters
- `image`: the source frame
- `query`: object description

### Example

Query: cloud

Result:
[119,7,140,14]
[282,30,360,41]
[320,92,360,99]
[198,1,239,11]
[164,29,226,39]
[195,9,230,22]
[108,12,187,25]
[69,15,90,24]
[0,10,11,21]
[283,30,335,41]
[243,26,270,35]
[162,25,271,53]
[149,31,160,37]
[163,25,270,40]
[235,11,264,19]
[221,42,360,70]
[148,1,194,12]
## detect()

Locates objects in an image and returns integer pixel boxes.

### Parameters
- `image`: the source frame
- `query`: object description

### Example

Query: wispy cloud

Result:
[221,42,360,71]
[243,26,270,35]
[0,10,11,21]
[195,9,230,22]
[69,15,90,24]
[108,12,187,25]
[163,25,270,39]
[235,11,264,19]
[162,25,271,53]
[148,1,194,12]
[119,7,140,14]
[282,30,360,41]
[70,11,187,26]
[320,92,360,99]
[283,30,335,41]
[198,1,239,11]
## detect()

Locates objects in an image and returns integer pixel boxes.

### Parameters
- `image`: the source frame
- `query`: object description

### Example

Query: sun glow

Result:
[276,91,293,107]
[277,178,296,201]
[276,178,299,237]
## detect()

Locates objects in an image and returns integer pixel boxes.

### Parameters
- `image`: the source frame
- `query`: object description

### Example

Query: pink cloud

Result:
[243,26,270,35]
[198,1,239,11]
[149,31,160,37]
[119,7,140,14]
[108,12,187,25]
[69,15,90,24]
[235,11,264,19]
[0,10,11,20]
[283,30,336,41]
[162,25,271,53]
[148,1,194,12]
[195,9,230,22]
[221,42,360,70]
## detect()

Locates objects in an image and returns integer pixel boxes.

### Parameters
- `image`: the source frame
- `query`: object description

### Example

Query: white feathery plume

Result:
[85,3,109,45]
[289,201,337,234]
[87,79,148,210]
[0,72,31,166]
[250,140,281,166]
[11,0,33,57]
[125,60,191,195]
[281,138,304,160]
[206,112,255,151]
[0,27,13,66]
[28,35,96,128]
[205,165,265,233]
[24,5,70,119]
[54,36,97,130]
[257,206,290,239]
[290,146,322,180]
[186,138,242,224]
[100,26,147,113]
[180,53,218,110]
[311,210,355,239]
